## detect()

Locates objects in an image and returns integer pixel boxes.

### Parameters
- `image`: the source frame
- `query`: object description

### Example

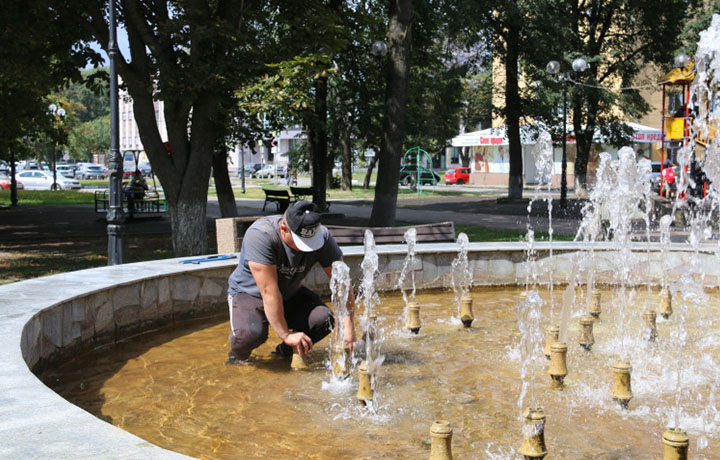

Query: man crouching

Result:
[226,201,355,364]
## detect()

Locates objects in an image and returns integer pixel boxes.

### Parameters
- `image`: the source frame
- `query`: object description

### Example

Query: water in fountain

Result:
[358,230,384,378]
[329,260,352,380]
[666,15,720,454]
[450,232,471,321]
[396,228,418,329]
[529,130,557,322]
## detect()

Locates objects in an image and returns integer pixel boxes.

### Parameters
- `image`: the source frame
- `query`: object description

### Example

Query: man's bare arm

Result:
[249,261,312,355]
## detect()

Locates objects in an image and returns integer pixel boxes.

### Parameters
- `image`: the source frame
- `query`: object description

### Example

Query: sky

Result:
[85,26,130,69]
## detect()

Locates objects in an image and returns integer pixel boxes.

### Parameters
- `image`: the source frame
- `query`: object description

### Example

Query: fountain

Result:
[3,16,720,460]
[451,233,474,327]
[397,228,421,334]
[329,260,352,379]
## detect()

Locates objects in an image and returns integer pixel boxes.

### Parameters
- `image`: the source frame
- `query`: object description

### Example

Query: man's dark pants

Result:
[228,287,334,360]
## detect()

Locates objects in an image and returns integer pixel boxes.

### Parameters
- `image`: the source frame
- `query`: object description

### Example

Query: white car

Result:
[78,164,107,179]
[15,170,82,190]
[253,164,275,178]
[54,165,75,178]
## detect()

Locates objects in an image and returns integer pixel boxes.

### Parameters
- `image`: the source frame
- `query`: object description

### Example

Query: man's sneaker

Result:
[226,350,251,366]
[272,342,293,358]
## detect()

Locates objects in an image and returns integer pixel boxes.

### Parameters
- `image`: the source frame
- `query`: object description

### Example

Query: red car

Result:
[444,167,471,185]
[0,173,23,190]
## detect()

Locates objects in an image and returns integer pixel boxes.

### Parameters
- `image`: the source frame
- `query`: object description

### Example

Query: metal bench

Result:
[94,190,166,215]
[262,187,291,212]
[326,221,456,245]
[290,186,313,202]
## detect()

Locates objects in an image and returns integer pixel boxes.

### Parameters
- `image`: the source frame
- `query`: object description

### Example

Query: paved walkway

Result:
[0,192,580,243]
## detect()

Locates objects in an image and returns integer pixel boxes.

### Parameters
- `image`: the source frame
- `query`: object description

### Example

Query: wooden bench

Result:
[262,188,291,212]
[326,221,456,245]
[290,186,313,202]
[94,190,166,215]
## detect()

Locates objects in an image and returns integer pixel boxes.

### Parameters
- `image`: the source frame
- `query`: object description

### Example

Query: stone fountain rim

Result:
[0,241,710,459]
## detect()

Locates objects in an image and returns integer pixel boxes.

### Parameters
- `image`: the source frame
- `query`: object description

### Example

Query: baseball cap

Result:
[284,201,325,252]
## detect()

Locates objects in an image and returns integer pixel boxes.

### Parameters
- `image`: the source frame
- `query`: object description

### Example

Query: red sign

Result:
[478,136,503,145]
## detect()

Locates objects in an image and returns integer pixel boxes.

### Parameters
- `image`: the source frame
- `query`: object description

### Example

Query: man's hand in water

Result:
[284,332,313,355]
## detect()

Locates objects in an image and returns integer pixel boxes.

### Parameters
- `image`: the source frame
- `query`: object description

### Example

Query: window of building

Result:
[450,147,460,163]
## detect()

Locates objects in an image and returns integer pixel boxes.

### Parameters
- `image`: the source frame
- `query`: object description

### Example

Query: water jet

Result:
[428,420,453,460]
[611,360,633,409]
[519,408,548,460]
[459,295,474,328]
[356,361,373,405]
[548,341,568,389]
[406,301,421,334]
[590,289,602,318]
[662,428,689,460]
[660,288,673,319]
[543,325,559,359]
[578,315,594,350]
[643,309,658,342]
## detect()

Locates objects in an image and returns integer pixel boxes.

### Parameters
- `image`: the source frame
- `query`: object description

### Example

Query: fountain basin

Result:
[1,242,718,459]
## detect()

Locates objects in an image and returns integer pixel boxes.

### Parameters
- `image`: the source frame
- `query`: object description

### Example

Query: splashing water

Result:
[529,131,556,322]
[329,261,352,378]
[450,232,472,318]
[396,227,417,309]
[359,230,384,376]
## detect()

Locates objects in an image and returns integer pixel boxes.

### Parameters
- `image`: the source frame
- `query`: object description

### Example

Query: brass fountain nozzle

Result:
[549,341,568,390]
[579,315,595,351]
[428,420,453,460]
[290,351,308,370]
[519,408,548,460]
[406,301,421,334]
[590,289,602,318]
[611,360,633,409]
[356,361,373,405]
[643,310,658,342]
[662,427,689,460]
[544,325,559,360]
[660,288,673,319]
[459,295,474,328]
[333,342,352,379]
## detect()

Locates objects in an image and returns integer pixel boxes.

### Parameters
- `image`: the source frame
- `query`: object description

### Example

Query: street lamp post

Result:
[107,0,124,265]
[10,148,17,206]
[48,103,66,191]
[546,57,587,210]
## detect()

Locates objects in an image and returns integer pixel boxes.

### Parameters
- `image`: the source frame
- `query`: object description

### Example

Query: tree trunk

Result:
[369,0,413,226]
[340,125,352,191]
[168,194,208,256]
[212,152,237,218]
[363,155,378,189]
[460,146,472,167]
[505,25,523,199]
[309,77,328,210]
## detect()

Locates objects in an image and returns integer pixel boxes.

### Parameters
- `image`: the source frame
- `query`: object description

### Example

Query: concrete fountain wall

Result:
[1,242,718,459]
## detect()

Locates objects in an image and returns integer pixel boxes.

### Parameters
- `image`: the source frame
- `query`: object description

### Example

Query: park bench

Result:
[326,221,456,245]
[290,186,313,202]
[262,187,291,212]
[94,190,166,215]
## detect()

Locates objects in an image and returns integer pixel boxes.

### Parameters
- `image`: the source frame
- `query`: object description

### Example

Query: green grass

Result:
[79,179,110,187]
[0,234,177,285]
[455,224,574,242]
[0,190,95,206]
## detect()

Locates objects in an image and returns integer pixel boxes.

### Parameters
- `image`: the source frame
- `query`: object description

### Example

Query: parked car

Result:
[241,163,263,176]
[78,164,107,180]
[138,162,152,176]
[54,164,75,178]
[0,173,24,190]
[253,164,276,178]
[15,170,81,190]
[0,161,9,174]
[444,167,471,185]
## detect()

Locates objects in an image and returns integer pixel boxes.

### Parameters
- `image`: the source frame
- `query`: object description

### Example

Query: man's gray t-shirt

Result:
[227,215,343,299]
